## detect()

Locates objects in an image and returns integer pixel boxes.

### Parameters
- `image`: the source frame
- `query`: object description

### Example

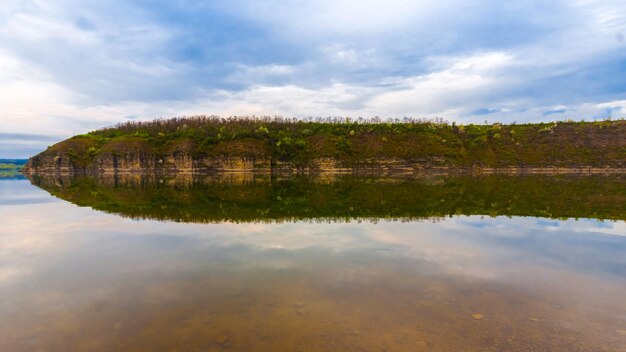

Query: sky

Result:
[1,0,626,158]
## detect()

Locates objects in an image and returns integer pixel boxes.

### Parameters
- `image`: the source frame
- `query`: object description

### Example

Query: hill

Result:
[23,116,626,173]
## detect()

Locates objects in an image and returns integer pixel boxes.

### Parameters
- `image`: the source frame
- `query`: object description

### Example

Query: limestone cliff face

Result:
[25,152,160,173]
[23,153,364,173]
[22,151,270,173]
[22,152,625,174]
[24,154,80,173]
[22,143,447,174]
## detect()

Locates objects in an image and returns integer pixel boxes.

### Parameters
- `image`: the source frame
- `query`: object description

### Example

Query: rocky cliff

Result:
[22,117,626,173]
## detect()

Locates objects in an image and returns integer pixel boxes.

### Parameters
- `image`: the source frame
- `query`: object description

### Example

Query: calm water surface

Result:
[1,175,625,351]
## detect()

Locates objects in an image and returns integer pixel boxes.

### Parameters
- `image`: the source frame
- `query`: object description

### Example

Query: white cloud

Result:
[224,0,447,37]
[595,100,626,111]
[224,63,299,85]
[0,45,620,148]
[366,52,515,116]
[2,0,626,157]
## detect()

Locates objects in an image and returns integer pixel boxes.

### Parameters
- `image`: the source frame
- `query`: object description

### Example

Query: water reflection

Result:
[0,176,56,205]
[0,177,625,351]
[27,173,626,222]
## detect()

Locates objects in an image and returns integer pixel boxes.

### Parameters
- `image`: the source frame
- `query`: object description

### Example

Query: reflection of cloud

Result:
[562,219,626,237]
[0,182,126,284]
[0,268,22,284]
[2,179,625,289]
[191,217,626,286]
[119,215,626,281]
[0,180,60,205]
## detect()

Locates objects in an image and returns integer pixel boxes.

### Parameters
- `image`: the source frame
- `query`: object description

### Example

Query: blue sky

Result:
[1,0,626,158]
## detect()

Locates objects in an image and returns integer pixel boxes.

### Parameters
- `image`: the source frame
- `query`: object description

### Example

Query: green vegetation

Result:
[27,116,626,170]
[29,173,626,222]
[0,160,26,178]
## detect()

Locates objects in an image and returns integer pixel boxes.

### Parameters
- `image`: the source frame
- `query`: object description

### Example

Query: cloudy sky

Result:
[1,0,626,158]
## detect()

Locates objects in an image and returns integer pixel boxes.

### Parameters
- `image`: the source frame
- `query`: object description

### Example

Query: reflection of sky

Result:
[1,179,625,292]
[0,178,58,205]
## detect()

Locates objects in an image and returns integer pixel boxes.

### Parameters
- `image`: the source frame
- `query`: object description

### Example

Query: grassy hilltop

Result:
[26,116,626,170]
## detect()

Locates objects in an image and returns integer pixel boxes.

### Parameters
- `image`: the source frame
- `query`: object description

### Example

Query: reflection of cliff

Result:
[28,173,626,222]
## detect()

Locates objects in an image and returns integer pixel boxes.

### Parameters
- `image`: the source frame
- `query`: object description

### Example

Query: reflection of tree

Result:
[28,173,626,223]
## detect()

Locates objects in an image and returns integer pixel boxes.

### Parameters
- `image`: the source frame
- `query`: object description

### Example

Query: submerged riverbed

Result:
[1,174,625,351]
